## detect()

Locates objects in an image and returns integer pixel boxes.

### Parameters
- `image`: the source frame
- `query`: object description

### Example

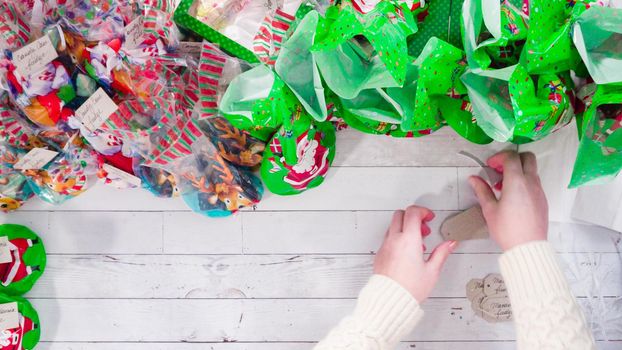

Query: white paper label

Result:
[124,16,145,49]
[12,35,59,77]
[178,42,203,58]
[75,89,118,131]
[13,148,59,170]
[0,303,19,331]
[0,237,12,265]
[103,164,142,187]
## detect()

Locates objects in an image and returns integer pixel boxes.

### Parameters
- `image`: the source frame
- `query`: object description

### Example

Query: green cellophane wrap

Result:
[410,37,491,143]
[571,83,622,187]
[213,0,622,191]
[221,64,336,196]
[460,0,582,143]
[221,65,297,141]
[311,1,418,100]
[408,0,463,57]
[0,224,46,296]
[572,6,622,85]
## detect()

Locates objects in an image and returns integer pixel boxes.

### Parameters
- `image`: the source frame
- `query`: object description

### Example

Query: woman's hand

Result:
[469,151,549,251]
[373,206,458,303]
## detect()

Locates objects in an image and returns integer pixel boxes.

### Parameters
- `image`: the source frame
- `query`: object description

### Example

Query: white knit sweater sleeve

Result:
[314,274,423,350]
[499,241,596,350]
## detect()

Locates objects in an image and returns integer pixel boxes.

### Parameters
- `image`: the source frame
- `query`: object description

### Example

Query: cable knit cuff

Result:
[499,241,570,302]
[351,275,424,346]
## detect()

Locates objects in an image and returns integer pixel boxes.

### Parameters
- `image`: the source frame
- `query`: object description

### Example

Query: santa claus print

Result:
[269,130,330,191]
[0,238,40,288]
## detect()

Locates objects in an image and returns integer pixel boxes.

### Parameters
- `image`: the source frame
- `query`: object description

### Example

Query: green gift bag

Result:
[571,83,622,187]
[0,224,46,296]
[311,1,418,99]
[261,105,336,195]
[572,6,622,85]
[220,65,297,141]
[275,10,328,122]
[0,294,40,350]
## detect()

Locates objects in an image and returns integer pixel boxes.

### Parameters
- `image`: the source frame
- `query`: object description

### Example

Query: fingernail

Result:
[449,240,459,252]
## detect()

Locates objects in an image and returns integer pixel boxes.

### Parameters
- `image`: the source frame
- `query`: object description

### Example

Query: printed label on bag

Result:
[124,16,145,49]
[178,42,203,58]
[13,148,59,170]
[0,302,19,331]
[103,164,142,187]
[13,35,59,77]
[0,237,12,265]
[75,89,118,132]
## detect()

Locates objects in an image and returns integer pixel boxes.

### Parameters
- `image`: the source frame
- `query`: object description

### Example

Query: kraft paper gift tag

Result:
[441,205,489,241]
[467,274,512,323]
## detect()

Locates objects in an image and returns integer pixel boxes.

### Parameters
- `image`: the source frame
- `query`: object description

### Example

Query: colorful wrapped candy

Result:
[3,59,77,129]
[51,0,125,42]
[0,224,46,296]
[0,146,33,212]
[22,142,100,204]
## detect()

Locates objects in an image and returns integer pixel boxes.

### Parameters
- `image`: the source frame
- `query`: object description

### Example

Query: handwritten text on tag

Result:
[103,164,142,187]
[124,17,145,49]
[13,148,59,170]
[0,237,12,265]
[13,35,59,77]
[0,302,19,331]
[75,89,118,132]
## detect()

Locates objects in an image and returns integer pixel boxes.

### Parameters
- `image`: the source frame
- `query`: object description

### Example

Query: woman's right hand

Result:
[468,151,549,251]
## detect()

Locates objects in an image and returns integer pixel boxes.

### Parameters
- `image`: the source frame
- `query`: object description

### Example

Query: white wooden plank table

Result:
[1,128,621,349]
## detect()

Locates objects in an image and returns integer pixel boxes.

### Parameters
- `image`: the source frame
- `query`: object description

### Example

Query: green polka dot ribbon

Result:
[173,0,260,63]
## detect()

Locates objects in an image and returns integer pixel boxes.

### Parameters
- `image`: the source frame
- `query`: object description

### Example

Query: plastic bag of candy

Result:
[191,42,265,167]
[21,141,100,204]
[0,1,31,53]
[144,118,263,216]
[0,146,33,212]
[174,0,308,63]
